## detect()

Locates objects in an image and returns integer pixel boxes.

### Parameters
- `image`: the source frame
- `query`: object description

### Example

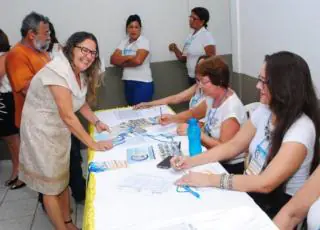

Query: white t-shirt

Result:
[307,198,320,230]
[0,52,12,93]
[117,35,152,83]
[247,105,316,196]
[189,86,205,109]
[183,27,215,78]
[203,92,247,164]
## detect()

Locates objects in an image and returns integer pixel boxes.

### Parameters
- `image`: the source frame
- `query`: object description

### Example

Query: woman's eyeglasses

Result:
[75,46,98,58]
[258,75,269,85]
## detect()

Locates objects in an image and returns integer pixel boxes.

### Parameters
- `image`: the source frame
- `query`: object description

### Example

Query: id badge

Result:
[245,140,269,175]
[182,37,194,56]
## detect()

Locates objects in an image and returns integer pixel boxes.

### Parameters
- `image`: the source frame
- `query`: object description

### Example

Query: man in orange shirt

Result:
[6,11,51,129]
[6,11,51,189]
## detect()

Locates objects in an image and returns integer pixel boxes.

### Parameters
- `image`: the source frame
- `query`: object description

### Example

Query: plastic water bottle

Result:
[188,118,202,156]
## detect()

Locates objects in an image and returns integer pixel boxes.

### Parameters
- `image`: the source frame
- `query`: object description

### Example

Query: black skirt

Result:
[0,92,19,137]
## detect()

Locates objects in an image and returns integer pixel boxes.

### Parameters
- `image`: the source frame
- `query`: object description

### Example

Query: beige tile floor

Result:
[0,149,88,230]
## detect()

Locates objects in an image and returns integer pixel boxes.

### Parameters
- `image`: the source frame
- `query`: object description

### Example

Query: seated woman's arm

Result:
[273,166,320,229]
[201,117,241,148]
[160,100,206,125]
[110,49,133,67]
[176,130,307,194]
[134,85,197,109]
[49,85,112,150]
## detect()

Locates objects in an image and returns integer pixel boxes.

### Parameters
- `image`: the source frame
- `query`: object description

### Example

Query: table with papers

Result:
[83,106,278,230]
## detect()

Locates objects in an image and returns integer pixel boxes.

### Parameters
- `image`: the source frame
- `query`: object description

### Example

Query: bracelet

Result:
[94,120,101,127]
[227,174,234,190]
[219,173,227,189]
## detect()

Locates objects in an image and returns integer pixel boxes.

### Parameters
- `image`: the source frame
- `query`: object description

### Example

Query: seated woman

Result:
[110,14,153,106]
[170,51,320,218]
[161,56,247,174]
[273,165,320,230]
[134,55,209,110]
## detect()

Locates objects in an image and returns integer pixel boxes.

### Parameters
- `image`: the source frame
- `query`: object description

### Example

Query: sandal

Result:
[64,219,81,230]
[5,176,18,186]
[10,180,26,190]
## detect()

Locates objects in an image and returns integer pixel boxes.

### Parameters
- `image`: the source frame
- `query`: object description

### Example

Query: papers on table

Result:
[118,174,172,194]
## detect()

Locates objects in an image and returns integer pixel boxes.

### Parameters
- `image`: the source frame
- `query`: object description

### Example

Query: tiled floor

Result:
[0,149,88,230]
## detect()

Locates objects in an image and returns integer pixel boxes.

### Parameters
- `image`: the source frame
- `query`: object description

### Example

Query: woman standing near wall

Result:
[0,29,22,189]
[169,7,216,86]
[110,14,153,106]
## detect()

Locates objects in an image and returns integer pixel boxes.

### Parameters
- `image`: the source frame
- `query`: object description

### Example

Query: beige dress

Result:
[19,51,87,195]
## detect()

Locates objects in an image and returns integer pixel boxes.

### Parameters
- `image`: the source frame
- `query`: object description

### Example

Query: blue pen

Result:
[182,185,201,199]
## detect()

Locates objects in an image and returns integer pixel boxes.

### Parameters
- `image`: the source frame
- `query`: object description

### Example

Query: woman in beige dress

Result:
[19,31,112,230]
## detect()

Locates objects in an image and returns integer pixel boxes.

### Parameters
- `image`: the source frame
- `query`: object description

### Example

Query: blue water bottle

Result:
[188,118,202,156]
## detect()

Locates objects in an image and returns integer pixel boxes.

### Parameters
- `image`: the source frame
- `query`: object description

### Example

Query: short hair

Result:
[126,14,142,29]
[192,7,210,28]
[197,56,230,88]
[0,29,10,52]
[20,11,49,38]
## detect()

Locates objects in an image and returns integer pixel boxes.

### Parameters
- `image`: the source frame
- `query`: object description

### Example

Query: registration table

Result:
[83,106,278,230]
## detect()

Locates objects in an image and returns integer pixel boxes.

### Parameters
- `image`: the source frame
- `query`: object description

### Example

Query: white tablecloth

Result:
[83,106,278,230]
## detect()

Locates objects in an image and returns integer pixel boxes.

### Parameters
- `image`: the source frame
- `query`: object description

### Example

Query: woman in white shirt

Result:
[170,51,320,218]
[133,55,209,110]
[110,14,153,106]
[169,7,216,86]
[160,56,247,174]
[274,165,320,230]
[0,29,21,189]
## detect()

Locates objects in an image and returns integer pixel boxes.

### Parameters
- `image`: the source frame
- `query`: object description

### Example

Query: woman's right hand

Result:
[168,43,177,52]
[92,140,113,151]
[133,102,153,110]
[159,114,175,125]
[170,156,194,170]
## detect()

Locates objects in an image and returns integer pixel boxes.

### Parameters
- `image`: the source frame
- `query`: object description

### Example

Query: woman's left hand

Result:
[177,123,188,136]
[175,171,214,187]
[95,121,111,133]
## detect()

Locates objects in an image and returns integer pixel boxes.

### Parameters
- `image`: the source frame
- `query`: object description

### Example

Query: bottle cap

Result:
[188,118,197,125]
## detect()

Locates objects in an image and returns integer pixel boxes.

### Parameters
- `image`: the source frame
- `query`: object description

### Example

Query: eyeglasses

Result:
[75,46,98,58]
[198,79,211,86]
[189,15,200,21]
[258,75,269,85]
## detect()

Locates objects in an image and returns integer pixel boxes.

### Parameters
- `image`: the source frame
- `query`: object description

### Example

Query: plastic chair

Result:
[245,102,261,118]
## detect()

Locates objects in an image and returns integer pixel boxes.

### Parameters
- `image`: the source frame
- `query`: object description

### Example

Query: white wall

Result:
[231,0,320,94]
[0,0,231,66]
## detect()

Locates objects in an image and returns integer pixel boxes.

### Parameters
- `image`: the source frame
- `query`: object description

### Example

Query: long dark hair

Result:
[47,21,59,52]
[0,29,10,52]
[266,51,320,173]
[63,31,101,105]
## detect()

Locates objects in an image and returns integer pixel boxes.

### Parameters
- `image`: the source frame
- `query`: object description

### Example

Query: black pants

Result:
[248,188,292,218]
[69,135,86,202]
[221,162,245,175]
[39,135,86,203]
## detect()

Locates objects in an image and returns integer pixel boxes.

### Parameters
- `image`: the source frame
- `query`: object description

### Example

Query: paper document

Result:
[118,174,172,194]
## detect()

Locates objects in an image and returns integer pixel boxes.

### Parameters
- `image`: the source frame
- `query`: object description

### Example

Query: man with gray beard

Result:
[6,11,51,189]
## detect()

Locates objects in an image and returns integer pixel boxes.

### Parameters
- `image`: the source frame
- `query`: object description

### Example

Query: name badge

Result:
[245,139,269,175]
